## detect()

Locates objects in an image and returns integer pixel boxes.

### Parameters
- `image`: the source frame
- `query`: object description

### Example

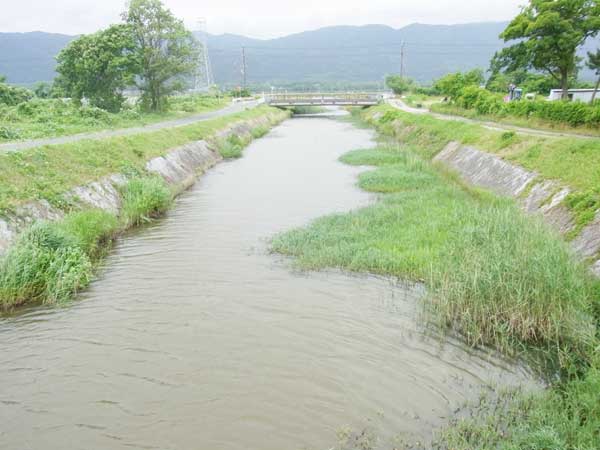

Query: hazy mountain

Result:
[0,32,75,85]
[1,23,597,88]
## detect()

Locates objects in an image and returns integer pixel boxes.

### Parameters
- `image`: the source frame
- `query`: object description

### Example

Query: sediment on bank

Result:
[364,105,600,277]
[0,105,290,310]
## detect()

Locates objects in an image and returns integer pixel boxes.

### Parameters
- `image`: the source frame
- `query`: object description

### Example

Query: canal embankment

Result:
[0,105,289,310]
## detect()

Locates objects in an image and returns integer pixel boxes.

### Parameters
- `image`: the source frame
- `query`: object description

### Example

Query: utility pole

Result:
[400,41,406,79]
[241,46,247,90]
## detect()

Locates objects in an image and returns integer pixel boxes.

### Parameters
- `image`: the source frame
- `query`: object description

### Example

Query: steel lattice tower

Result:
[194,19,214,91]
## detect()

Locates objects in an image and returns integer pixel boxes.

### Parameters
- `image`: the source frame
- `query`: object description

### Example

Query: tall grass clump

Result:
[427,202,597,370]
[120,176,172,227]
[0,222,92,309]
[272,143,597,371]
[0,209,121,310]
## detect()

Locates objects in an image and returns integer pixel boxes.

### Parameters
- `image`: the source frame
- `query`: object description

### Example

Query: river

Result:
[0,114,531,450]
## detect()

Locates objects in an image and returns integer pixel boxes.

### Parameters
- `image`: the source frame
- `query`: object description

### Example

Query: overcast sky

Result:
[2,0,524,38]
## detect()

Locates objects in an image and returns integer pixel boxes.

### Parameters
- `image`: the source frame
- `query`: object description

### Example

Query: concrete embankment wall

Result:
[0,111,287,255]
[433,142,600,277]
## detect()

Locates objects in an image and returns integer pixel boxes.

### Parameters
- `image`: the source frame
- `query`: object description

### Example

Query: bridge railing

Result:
[264,92,383,105]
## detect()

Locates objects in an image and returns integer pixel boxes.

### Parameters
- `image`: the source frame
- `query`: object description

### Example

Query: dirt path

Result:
[0,100,261,152]
[387,98,597,140]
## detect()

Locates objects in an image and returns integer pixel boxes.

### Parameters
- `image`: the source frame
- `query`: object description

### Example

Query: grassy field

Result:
[430,101,600,138]
[0,105,285,213]
[0,94,230,142]
[272,110,600,448]
[370,105,600,232]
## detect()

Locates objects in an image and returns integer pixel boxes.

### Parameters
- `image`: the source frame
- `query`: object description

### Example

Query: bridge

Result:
[264,92,383,107]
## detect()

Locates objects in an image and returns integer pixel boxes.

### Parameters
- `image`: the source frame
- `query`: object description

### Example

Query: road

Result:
[0,99,262,152]
[387,98,597,140]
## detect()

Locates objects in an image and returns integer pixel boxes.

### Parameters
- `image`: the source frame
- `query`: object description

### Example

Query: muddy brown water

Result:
[0,115,532,450]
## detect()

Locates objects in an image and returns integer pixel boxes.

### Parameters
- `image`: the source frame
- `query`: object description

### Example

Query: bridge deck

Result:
[264,92,382,107]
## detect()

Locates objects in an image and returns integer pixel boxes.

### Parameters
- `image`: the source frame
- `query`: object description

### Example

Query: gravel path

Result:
[0,100,261,152]
[387,98,597,140]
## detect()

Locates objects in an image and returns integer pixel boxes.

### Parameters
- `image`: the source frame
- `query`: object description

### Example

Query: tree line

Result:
[388,0,600,102]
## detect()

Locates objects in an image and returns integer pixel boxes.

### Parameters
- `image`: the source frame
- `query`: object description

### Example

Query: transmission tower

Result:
[194,18,214,92]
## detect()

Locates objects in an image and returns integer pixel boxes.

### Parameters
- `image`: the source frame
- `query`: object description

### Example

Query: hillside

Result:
[1,23,597,87]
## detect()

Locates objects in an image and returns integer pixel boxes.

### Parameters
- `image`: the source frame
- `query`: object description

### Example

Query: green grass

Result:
[434,364,600,450]
[430,102,600,138]
[119,177,172,227]
[0,105,287,212]
[216,134,249,159]
[0,94,230,142]
[366,105,600,232]
[272,143,598,370]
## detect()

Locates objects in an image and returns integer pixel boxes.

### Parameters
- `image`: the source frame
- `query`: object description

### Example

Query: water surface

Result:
[0,116,531,450]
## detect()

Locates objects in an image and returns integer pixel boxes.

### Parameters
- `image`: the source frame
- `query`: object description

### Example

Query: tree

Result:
[56,24,137,112]
[122,0,200,112]
[588,50,600,104]
[33,82,53,99]
[385,75,414,95]
[434,69,484,98]
[492,0,600,100]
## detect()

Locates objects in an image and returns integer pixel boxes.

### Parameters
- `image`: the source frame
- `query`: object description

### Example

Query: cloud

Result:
[1,0,522,37]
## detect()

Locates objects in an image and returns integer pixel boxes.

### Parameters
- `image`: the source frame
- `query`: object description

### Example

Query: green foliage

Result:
[59,210,119,256]
[451,85,600,127]
[587,49,600,104]
[0,81,33,106]
[434,69,484,98]
[33,82,54,99]
[0,94,228,143]
[217,134,248,159]
[119,176,172,227]
[0,221,93,309]
[486,70,556,96]
[437,365,600,449]
[56,24,137,112]
[123,0,200,112]
[492,0,600,98]
[385,75,414,95]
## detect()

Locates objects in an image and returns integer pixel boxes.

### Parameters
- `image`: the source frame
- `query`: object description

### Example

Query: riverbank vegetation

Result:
[0,105,282,213]
[369,105,600,232]
[0,93,229,142]
[272,106,600,448]
[0,105,287,310]
[0,175,171,310]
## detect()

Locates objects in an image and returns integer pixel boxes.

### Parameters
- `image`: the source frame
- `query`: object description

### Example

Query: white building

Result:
[548,88,599,102]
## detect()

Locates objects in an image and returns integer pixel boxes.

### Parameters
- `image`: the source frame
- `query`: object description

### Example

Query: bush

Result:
[120,177,172,227]
[0,82,33,106]
[452,86,600,128]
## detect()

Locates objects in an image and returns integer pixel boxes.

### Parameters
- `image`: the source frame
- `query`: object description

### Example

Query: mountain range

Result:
[0,23,597,88]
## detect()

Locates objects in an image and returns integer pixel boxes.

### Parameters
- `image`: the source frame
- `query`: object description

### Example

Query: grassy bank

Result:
[370,105,600,233]
[430,102,600,138]
[0,106,288,310]
[271,110,600,447]
[273,143,598,370]
[0,105,285,213]
[0,94,230,142]
[0,176,171,309]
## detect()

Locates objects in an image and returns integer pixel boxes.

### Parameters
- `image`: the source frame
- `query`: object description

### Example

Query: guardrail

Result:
[264,92,383,106]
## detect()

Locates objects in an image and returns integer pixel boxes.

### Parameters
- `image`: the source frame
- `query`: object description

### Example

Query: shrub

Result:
[0,82,33,106]
[120,177,172,227]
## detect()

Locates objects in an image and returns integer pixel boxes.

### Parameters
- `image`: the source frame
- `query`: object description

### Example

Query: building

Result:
[548,88,599,102]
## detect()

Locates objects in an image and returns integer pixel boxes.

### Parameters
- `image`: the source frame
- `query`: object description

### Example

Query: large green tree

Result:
[385,75,414,95]
[122,0,200,112]
[492,0,600,100]
[588,49,600,103]
[434,69,484,98]
[56,24,136,112]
